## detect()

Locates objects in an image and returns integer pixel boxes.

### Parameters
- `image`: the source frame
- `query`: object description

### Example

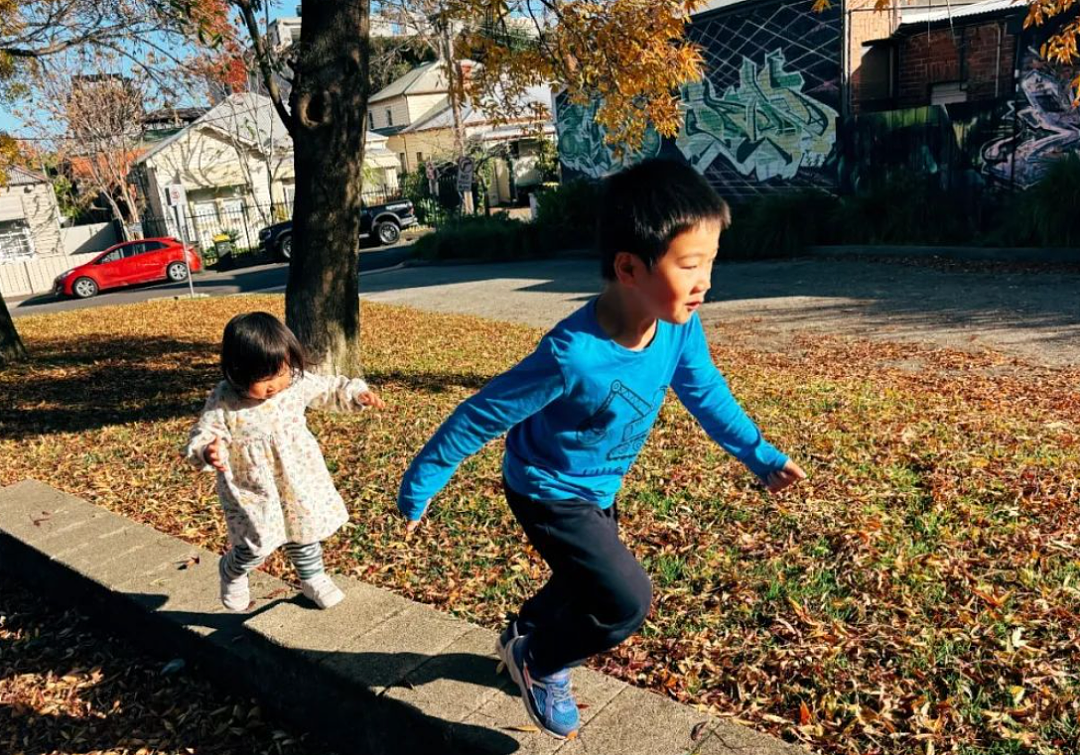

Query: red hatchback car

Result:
[54,237,202,299]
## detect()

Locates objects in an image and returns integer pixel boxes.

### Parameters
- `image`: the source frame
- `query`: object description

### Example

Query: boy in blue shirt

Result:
[398,158,806,739]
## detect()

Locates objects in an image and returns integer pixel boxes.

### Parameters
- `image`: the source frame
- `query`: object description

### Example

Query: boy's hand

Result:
[203,437,228,473]
[357,390,386,410]
[764,459,806,493]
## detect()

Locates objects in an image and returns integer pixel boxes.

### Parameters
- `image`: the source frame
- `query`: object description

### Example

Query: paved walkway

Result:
[359,258,1080,367]
[0,480,801,755]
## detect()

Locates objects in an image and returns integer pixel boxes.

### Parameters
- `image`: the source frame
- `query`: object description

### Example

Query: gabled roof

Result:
[401,84,552,134]
[369,60,475,104]
[6,165,49,186]
[136,92,291,165]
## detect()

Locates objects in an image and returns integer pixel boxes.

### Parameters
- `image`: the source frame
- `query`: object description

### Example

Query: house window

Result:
[398,153,408,172]
[0,219,35,262]
[931,82,967,106]
[283,184,296,210]
[416,151,424,164]
[368,112,375,130]
[386,108,393,127]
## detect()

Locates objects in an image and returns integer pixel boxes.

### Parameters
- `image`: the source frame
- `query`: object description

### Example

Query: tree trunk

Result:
[0,292,27,367]
[285,0,371,375]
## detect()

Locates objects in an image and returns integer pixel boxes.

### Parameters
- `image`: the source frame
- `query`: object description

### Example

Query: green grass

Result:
[1,296,1078,754]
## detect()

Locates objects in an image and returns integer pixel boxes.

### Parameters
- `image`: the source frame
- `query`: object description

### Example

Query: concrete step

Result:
[0,479,805,755]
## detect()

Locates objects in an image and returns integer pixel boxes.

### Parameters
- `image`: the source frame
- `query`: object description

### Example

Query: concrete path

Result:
[0,479,802,755]
[359,257,1080,367]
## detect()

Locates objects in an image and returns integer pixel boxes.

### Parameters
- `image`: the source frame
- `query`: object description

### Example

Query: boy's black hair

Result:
[220,312,308,390]
[597,158,731,280]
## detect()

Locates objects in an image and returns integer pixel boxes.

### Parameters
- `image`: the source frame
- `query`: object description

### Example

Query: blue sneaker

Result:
[501,635,580,739]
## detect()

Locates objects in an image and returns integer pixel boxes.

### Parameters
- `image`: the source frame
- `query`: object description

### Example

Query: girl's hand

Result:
[404,519,421,540]
[764,459,807,493]
[204,437,228,473]
[357,390,386,410]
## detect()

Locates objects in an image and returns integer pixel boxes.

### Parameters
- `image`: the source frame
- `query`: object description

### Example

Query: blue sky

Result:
[1,3,297,140]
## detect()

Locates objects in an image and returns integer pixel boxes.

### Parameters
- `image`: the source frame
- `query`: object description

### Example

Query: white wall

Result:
[60,222,117,255]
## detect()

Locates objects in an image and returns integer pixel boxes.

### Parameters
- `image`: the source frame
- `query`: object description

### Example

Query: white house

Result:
[130,92,401,250]
[0,167,62,262]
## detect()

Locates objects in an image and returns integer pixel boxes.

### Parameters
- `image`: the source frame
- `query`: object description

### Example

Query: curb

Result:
[806,245,1080,264]
[0,480,805,755]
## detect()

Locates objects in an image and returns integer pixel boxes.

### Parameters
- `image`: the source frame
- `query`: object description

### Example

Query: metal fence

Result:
[135,188,428,259]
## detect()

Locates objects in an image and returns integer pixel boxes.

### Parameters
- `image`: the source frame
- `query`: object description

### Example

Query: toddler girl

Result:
[186,311,384,611]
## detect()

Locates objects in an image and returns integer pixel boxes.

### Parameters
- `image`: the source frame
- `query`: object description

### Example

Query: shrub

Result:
[719,190,839,259]
[413,214,542,261]
[1021,153,1080,247]
[831,170,970,245]
[533,179,600,251]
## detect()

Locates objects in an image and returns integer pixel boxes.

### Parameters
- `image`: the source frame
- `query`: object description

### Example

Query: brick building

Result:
[857,0,1025,112]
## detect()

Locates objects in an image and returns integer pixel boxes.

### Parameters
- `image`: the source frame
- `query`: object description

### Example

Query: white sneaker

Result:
[300,573,345,609]
[220,572,251,612]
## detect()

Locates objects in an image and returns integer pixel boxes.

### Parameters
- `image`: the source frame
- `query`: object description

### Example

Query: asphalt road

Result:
[8,244,415,319]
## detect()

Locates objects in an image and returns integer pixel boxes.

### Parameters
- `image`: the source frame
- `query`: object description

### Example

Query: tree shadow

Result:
[156,598,522,755]
[0,577,331,755]
[0,334,214,440]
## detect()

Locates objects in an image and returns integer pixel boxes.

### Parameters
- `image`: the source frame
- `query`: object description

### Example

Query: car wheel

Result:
[375,221,400,246]
[72,277,98,299]
[167,262,189,281]
[279,232,292,260]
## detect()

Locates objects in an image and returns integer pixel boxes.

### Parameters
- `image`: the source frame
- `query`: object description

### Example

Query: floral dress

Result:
[185,373,370,558]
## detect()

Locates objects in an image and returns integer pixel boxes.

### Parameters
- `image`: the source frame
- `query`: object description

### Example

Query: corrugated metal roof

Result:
[693,0,753,16]
[6,166,48,186]
[899,0,1024,27]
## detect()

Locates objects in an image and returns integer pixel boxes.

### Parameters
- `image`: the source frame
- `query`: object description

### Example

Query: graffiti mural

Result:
[981,52,1080,188]
[556,0,841,199]
[677,49,838,182]
[556,96,662,179]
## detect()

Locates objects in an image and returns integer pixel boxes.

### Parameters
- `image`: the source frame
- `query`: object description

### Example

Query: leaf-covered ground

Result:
[1,295,1078,755]
[0,575,332,755]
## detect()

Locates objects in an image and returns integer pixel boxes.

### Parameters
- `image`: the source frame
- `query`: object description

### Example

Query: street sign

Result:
[456,156,474,193]
[426,161,437,195]
[165,183,186,207]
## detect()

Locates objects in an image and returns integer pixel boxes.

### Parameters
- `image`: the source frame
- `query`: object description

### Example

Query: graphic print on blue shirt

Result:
[576,380,669,461]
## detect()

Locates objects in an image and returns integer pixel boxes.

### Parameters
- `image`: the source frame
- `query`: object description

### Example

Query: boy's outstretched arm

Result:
[398,338,566,527]
[671,316,804,490]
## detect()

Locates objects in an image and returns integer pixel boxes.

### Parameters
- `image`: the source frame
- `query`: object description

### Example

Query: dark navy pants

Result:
[505,480,653,677]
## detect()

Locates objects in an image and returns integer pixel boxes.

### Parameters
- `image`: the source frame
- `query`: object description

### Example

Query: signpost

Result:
[425,160,437,196]
[456,156,475,215]
[165,183,197,299]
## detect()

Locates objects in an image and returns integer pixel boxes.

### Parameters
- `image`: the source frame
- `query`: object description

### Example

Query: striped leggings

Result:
[220,541,325,582]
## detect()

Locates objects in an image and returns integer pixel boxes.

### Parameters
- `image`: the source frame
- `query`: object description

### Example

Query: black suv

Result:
[258,199,417,260]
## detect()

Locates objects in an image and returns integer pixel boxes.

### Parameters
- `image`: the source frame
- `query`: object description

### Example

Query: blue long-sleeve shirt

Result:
[397,299,787,520]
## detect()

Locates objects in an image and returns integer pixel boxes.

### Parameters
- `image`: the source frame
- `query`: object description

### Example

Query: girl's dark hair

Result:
[220,312,308,389]
[597,158,731,280]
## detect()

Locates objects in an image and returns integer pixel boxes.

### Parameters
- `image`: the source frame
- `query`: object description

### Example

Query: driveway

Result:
[358,257,1080,367]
